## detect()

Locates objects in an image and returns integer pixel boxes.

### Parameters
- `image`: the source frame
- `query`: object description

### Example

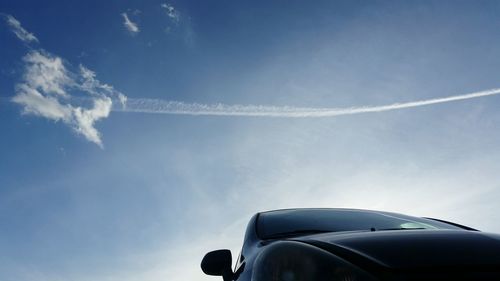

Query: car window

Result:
[257,209,463,239]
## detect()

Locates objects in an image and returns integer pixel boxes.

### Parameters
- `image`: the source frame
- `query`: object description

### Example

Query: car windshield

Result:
[257,209,463,239]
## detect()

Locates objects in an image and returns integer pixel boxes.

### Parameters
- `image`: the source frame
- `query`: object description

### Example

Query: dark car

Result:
[201,208,500,281]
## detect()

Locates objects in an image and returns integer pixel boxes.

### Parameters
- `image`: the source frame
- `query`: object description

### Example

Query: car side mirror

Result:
[201,249,233,281]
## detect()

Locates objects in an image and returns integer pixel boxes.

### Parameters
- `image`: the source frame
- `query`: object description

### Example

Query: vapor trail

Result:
[113,88,500,118]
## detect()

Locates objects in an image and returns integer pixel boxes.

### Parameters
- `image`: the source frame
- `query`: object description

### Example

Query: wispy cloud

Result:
[21,50,70,96]
[121,12,139,34]
[159,3,195,47]
[116,88,500,117]
[78,64,127,107]
[11,48,500,146]
[4,15,126,146]
[161,3,180,23]
[4,14,38,43]
[12,50,125,147]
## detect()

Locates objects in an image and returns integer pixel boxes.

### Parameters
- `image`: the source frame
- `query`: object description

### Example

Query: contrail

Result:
[114,88,500,117]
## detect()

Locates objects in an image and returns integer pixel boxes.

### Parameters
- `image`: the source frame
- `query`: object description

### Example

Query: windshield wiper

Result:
[265,229,334,239]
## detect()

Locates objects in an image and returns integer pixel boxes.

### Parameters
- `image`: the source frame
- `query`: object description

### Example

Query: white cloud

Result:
[122,13,139,34]
[79,65,113,96]
[22,51,71,96]
[161,3,180,23]
[12,84,72,121]
[118,93,128,108]
[77,64,127,109]
[12,51,126,147]
[73,97,112,146]
[4,14,39,43]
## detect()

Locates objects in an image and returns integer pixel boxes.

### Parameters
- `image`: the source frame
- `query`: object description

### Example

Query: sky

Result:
[1,0,500,280]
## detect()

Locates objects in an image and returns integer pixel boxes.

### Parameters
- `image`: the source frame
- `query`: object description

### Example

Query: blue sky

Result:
[2,1,500,280]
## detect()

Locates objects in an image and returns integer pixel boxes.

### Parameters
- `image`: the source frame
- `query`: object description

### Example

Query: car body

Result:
[201,208,500,281]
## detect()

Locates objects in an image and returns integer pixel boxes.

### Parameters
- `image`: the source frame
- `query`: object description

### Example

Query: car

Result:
[201,208,500,281]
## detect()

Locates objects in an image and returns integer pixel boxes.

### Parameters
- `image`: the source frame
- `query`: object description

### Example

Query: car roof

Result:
[257,207,397,216]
